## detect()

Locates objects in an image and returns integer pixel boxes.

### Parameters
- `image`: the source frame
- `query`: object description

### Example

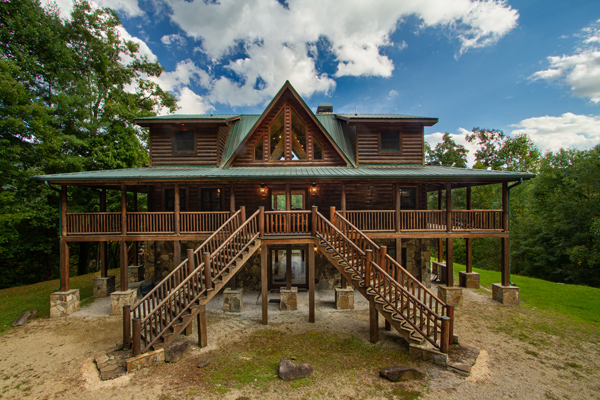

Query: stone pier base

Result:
[126,349,165,372]
[110,289,138,316]
[492,284,520,305]
[223,289,243,313]
[334,287,354,310]
[50,289,80,318]
[128,265,145,283]
[459,272,480,289]
[93,276,115,298]
[280,287,298,311]
[437,286,463,306]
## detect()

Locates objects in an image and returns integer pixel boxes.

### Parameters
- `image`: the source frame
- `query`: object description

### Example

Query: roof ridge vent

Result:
[316,103,333,114]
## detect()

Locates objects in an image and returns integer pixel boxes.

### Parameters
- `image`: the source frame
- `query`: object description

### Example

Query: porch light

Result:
[260,184,266,194]
[310,184,317,194]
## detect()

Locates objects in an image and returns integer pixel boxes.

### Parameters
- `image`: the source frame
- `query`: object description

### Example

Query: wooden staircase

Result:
[127,208,262,355]
[314,208,453,352]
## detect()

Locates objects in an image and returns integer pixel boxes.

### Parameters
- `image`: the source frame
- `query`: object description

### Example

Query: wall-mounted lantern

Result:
[260,184,267,194]
[310,184,317,194]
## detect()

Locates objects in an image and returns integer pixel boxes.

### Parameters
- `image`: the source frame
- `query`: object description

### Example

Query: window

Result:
[313,137,323,160]
[201,188,221,211]
[270,111,285,160]
[254,135,264,161]
[380,130,400,152]
[291,109,307,160]
[399,187,416,209]
[174,130,195,153]
[165,188,187,211]
[271,191,286,211]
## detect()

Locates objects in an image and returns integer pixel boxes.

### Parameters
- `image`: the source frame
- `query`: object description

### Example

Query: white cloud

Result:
[425,128,478,166]
[532,19,600,103]
[510,112,600,152]
[175,87,213,114]
[165,0,518,106]
[161,33,187,48]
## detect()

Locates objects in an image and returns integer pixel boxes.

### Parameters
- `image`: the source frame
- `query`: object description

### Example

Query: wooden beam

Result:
[395,183,401,233]
[121,184,127,236]
[446,238,454,287]
[308,244,315,323]
[230,184,235,214]
[197,305,207,348]
[369,300,379,343]
[261,243,268,325]
[174,240,181,270]
[501,237,510,286]
[446,182,452,233]
[395,237,402,265]
[174,183,180,235]
[60,239,69,292]
[61,185,67,237]
[466,238,473,273]
[120,240,128,291]
[285,244,292,290]
[100,189,107,277]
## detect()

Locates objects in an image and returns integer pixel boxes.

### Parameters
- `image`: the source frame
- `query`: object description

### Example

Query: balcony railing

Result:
[65,209,505,236]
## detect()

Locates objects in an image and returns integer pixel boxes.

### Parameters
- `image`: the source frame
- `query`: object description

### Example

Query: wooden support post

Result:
[440,316,450,353]
[395,238,402,265]
[100,189,107,277]
[395,183,401,232]
[121,184,127,235]
[311,206,317,236]
[438,238,443,263]
[132,318,141,356]
[446,238,454,287]
[187,249,195,275]
[329,206,336,225]
[466,185,473,273]
[308,244,315,323]
[240,205,246,224]
[61,185,67,237]
[174,184,180,235]
[259,206,265,238]
[123,305,131,349]
[203,252,212,291]
[60,239,70,292]
[230,184,235,214]
[341,183,346,218]
[369,300,379,344]
[446,182,452,232]
[120,241,128,291]
[285,183,291,210]
[380,246,388,272]
[197,305,207,348]
[285,245,292,290]
[174,241,181,270]
[261,244,268,325]
[365,249,372,286]
[501,181,510,286]
[447,304,454,342]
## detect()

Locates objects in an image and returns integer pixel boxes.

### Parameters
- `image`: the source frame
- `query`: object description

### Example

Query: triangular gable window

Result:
[262,104,315,162]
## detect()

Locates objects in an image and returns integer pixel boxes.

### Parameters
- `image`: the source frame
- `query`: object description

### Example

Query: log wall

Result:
[356,123,424,165]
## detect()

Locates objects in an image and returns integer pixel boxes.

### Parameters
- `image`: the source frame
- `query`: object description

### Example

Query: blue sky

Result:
[48,0,600,164]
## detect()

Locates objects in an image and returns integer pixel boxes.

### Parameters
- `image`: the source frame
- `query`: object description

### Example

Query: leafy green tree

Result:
[426,133,469,168]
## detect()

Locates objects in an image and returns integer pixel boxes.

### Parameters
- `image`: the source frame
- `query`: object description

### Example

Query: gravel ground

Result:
[0,285,599,400]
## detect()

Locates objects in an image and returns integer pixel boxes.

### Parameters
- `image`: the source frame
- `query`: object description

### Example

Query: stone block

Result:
[110,289,138,316]
[50,289,80,318]
[459,272,480,289]
[432,261,447,284]
[492,284,520,305]
[223,289,243,313]
[280,287,298,311]
[334,287,354,310]
[126,349,165,372]
[128,265,145,283]
[93,276,115,298]
[437,286,463,306]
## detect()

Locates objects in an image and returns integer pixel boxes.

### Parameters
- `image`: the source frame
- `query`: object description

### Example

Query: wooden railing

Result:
[181,211,230,233]
[346,210,395,232]
[127,212,174,234]
[66,212,120,235]
[451,210,503,231]
[313,209,452,352]
[398,210,446,231]
[264,210,311,235]
[130,209,249,353]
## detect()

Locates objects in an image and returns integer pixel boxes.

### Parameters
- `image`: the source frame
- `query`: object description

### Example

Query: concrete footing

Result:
[280,287,298,310]
[459,272,480,289]
[110,289,137,316]
[50,289,80,318]
[437,286,463,306]
[93,276,115,298]
[334,287,354,310]
[492,284,520,305]
[223,289,243,313]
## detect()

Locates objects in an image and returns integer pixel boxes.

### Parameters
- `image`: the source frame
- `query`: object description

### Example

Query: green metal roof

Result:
[337,114,435,119]
[32,166,535,182]
[219,115,261,167]
[136,114,239,121]
[315,114,355,165]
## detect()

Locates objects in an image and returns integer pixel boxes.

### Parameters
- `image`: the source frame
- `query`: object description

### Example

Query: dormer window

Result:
[380,130,401,152]
[264,105,315,162]
[174,130,195,153]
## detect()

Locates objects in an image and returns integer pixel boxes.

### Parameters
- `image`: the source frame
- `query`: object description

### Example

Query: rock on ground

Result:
[164,342,191,363]
[278,358,313,381]
[379,366,426,382]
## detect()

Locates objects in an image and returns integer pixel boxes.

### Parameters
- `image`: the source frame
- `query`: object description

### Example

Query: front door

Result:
[268,245,308,289]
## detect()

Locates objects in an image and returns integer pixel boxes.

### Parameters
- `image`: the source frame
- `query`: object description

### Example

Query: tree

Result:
[426,133,469,168]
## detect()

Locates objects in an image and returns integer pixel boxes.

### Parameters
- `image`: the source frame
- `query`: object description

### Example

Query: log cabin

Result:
[33,81,534,361]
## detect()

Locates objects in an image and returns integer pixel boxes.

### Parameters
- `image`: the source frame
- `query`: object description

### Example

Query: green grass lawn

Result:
[0,268,119,335]
[449,262,600,325]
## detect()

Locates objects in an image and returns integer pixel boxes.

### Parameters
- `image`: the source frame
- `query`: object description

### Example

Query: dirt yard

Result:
[0,285,599,400]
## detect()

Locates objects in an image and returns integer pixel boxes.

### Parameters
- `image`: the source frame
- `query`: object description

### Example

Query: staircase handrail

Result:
[135,209,260,353]
[132,209,242,315]
[335,211,445,306]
